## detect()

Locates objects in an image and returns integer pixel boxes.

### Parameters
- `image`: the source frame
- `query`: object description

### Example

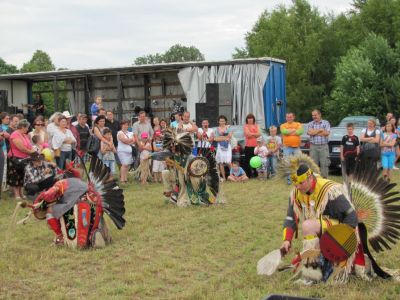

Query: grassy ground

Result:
[1,171,400,300]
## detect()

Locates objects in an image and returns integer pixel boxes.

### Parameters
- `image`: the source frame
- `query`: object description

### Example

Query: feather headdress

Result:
[277,153,320,184]
[347,161,400,252]
[89,155,126,229]
[162,128,193,156]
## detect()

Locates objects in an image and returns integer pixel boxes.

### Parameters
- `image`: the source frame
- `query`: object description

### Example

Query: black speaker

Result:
[196,103,219,127]
[219,105,232,124]
[206,83,232,106]
[206,83,219,106]
[0,90,8,112]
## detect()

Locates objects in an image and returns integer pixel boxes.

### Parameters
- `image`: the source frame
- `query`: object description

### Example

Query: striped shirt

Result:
[308,119,330,145]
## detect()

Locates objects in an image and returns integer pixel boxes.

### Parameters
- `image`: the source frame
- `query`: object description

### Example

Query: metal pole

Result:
[116,72,123,121]
[53,77,59,111]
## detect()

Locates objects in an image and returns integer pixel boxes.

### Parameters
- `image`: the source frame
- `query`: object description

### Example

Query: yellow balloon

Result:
[42,148,53,162]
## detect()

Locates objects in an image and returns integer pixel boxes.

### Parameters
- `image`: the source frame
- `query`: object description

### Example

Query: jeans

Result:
[282,147,301,157]
[267,155,278,175]
[58,151,72,169]
[103,160,116,174]
[310,144,330,178]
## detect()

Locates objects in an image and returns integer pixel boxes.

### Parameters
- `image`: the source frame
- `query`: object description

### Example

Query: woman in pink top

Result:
[243,113,261,178]
[7,119,35,199]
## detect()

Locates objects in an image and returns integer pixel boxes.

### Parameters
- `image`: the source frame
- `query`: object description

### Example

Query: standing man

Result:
[33,93,45,116]
[74,114,90,162]
[132,111,154,142]
[197,119,214,154]
[178,111,198,144]
[280,112,304,183]
[105,110,120,147]
[307,109,331,178]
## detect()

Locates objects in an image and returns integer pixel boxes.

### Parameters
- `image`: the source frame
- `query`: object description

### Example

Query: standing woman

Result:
[93,115,111,158]
[7,119,35,199]
[243,113,261,178]
[52,116,76,169]
[29,116,48,144]
[380,122,397,182]
[152,116,161,133]
[117,120,136,183]
[360,118,381,170]
[214,115,232,182]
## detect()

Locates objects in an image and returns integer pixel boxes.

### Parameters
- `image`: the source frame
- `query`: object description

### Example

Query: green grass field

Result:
[1,172,400,300]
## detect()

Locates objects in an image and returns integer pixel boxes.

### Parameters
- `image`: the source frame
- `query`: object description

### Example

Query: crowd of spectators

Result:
[0,93,399,200]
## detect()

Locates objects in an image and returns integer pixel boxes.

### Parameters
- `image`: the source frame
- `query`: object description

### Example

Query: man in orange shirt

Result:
[280,113,304,183]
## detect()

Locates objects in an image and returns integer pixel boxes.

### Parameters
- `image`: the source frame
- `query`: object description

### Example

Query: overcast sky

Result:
[0,0,353,70]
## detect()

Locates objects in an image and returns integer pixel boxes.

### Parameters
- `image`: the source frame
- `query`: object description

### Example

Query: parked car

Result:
[328,116,380,168]
[300,123,310,155]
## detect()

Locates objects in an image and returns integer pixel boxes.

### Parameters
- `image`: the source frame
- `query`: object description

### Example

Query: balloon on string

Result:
[42,148,53,162]
[250,156,262,169]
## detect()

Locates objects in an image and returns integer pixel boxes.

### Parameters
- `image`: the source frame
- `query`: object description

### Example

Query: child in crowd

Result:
[100,128,117,175]
[90,96,103,121]
[227,161,248,182]
[266,126,282,178]
[31,135,44,153]
[381,122,397,182]
[340,123,360,176]
[254,137,269,179]
[137,132,153,184]
[152,131,166,183]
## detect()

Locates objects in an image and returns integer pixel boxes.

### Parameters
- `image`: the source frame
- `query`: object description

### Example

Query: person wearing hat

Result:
[23,152,56,197]
[279,155,359,283]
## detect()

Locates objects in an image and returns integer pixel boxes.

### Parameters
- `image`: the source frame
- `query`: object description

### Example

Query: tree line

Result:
[1,0,400,124]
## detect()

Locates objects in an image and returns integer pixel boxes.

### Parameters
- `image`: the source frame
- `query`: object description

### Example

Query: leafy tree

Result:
[326,33,400,124]
[21,50,68,114]
[0,58,18,74]
[354,0,400,48]
[235,0,331,121]
[21,50,55,73]
[134,44,204,65]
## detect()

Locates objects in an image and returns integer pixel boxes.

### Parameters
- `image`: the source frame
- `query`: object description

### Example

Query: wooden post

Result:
[116,72,123,121]
[144,75,150,111]
[84,76,91,115]
[53,77,59,111]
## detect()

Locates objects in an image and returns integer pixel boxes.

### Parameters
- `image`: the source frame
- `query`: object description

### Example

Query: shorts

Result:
[381,151,395,169]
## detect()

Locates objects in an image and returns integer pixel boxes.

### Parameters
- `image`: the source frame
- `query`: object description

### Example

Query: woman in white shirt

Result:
[52,116,77,169]
[117,120,136,183]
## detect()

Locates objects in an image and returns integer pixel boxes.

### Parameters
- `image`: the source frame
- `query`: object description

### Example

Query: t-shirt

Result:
[254,145,269,158]
[106,119,121,147]
[91,103,99,116]
[197,128,214,148]
[215,127,231,150]
[280,122,303,147]
[230,166,245,177]
[75,124,91,150]
[381,132,397,153]
[132,121,154,139]
[266,135,282,156]
[244,124,259,147]
[341,135,359,157]
[52,128,76,152]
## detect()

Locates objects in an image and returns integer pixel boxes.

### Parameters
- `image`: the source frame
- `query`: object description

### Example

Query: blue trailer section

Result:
[264,61,287,129]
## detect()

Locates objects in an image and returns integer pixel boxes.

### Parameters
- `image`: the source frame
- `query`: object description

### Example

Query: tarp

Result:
[178,63,270,127]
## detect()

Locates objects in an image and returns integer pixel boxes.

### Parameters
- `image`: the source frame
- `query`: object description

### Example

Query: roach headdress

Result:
[162,128,193,156]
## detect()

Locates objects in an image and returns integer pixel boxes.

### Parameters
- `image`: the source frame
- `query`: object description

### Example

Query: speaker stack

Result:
[195,83,233,127]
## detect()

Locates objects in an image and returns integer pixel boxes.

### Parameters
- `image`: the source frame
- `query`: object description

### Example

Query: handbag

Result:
[87,127,100,155]
[9,144,29,171]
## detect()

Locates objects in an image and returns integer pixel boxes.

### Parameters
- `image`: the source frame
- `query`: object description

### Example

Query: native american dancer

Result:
[152,128,221,206]
[257,153,400,284]
[17,156,125,248]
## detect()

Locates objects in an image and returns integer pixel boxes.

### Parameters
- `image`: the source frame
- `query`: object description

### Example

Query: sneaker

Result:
[393,166,399,170]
